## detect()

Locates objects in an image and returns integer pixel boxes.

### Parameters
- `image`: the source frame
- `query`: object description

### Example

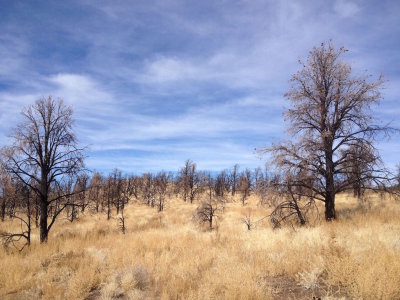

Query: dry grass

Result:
[1,193,400,299]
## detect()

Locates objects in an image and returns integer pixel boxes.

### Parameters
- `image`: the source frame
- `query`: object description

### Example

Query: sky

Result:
[0,0,399,174]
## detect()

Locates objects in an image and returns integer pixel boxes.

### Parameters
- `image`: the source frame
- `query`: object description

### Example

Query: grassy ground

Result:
[1,193,400,299]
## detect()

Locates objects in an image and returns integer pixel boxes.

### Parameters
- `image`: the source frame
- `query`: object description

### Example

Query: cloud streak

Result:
[0,0,399,173]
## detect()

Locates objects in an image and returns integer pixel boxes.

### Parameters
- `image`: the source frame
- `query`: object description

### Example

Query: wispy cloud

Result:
[1,0,399,173]
[334,0,360,18]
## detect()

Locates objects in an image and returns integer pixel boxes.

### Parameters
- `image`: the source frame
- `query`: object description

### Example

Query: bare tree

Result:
[241,209,255,230]
[254,166,271,206]
[1,97,85,242]
[231,164,239,196]
[154,171,169,212]
[88,171,103,213]
[118,208,127,234]
[269,169,318,228]
[178,160,191,202]
[111,169,123,214]
[264,42,394,221]
[142,173,155,207]
[342,141,376,201]
[215,170,229,198]
[238,169,252,206]
[194,195,224,230]
[0,168,13,222]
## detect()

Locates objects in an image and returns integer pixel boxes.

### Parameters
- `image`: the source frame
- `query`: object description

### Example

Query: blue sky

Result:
[0,0,399,174]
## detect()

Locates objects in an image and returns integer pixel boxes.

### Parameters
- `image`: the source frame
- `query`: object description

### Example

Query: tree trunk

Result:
[39,196,48,243]
[325,157,336,220]
[1,196,5,222]
[26,190,31,246]
[324,134,336,220]
[325,191,336,220]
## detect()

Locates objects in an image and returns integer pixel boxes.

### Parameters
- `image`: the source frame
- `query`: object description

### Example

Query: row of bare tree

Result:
[0,157,273,247]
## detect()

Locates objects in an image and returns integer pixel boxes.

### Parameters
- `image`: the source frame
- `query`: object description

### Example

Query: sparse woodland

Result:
[1,43,400,299]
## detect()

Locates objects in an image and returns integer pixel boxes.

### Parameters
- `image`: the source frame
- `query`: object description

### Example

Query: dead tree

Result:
[194,195,224,230]
[241,209,255,230]
[254,167,271,206]
[0,170,13,222]
[238,169,252,206]
[264,42,395,221]
[77,174,88,213]
[269,169,317,229]
[130,176,141,200]
[342,141,376,201]
[231,164,239,196]
[88,172,103,213]
[178,160,192,202]
[215,170,229,198]
[1,97,85,242]
[0,180,32,251]
[118,208,126,234]
[205,172,214,201]
[154,171,168,212]
[66,178,78,222]
[142,173,155,206]
[106,175,113,220]
[111,169,123,214]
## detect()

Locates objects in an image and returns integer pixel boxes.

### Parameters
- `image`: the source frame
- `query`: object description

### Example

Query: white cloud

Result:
[334,0,360,18]
[144,57,199,82]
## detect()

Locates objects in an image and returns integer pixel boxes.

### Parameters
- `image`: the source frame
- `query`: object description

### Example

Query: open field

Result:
[1,194,400,299]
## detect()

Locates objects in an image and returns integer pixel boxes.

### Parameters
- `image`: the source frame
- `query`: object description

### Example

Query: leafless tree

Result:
[269,168,319,228]
[194,195,224,230]
[241,209,255,230]
[0,168,14,222]
[129,176,141,200]
[65,177,78,222]
[154,171,169,212]
[105,175,113,220]
[231,164,239,196]
[215,170,229,198]
[1,97,85,242]
[0,179,32,251]
[342,141,376,201]
[264,42,394,221]
[177,160,201,203]
[238,169,252,206]
[204,172,214,201]
[142,173,155,206]
[88,171,103,213]
[111,169,123,214]
[254,166,272,206]
[118,208,127,234]
[178,160,192,202]
[77,173,89,213]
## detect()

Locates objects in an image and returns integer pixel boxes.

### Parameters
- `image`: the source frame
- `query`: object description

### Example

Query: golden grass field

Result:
[1,193,400,299]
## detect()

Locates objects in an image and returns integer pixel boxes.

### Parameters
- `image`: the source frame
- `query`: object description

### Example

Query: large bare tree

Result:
[2,97,85,242]
[266,42,393,221]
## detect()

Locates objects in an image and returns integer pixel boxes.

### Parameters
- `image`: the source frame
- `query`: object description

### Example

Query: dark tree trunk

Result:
[295,202,306,225]
[81,195,85,213]
[35,199,39,227]
[325,149,336,220]
[1,196,5,222]
[325,192,336,220]
[39,196,48,243]
[107,182,111,220]
[26,190,31,246]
